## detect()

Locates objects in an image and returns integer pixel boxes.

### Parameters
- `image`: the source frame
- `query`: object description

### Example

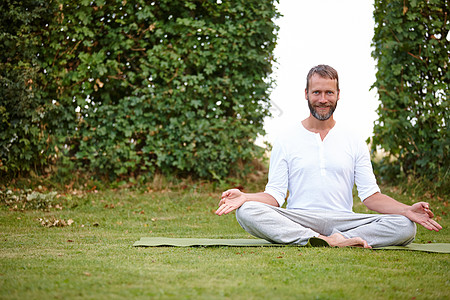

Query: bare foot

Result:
[318,233,372,249]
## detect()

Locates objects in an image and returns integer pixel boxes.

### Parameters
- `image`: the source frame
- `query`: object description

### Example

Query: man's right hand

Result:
[215,189,247,216]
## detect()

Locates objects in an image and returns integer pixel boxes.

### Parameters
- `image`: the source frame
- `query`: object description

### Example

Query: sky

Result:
[259,0,379,145]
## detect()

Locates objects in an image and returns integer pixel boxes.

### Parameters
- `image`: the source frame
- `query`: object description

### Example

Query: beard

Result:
[307,98,337,121]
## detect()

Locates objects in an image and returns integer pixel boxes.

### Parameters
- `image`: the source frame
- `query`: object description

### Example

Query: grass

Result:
[0,179,449,300]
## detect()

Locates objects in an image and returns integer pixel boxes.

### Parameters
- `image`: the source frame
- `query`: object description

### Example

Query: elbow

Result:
[362,192,381,210]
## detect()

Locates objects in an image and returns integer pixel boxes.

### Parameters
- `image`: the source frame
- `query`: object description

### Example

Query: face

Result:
[305,74,340,121]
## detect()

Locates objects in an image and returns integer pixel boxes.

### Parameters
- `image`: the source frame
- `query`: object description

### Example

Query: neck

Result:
[302,115,336,140]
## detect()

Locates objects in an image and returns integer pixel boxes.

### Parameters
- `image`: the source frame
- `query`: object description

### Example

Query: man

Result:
[215,64,442,248]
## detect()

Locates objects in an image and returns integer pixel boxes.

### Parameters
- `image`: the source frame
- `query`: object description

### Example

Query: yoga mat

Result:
[133,237,450,253]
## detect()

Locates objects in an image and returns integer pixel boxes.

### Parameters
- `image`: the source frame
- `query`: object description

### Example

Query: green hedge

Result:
[1,0,279,180]
[370,0,449,187]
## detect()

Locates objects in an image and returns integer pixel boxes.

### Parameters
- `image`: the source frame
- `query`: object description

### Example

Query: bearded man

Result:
[215,64,441,248]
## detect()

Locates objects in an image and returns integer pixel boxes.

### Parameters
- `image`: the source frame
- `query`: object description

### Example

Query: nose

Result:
[318,93,327,103]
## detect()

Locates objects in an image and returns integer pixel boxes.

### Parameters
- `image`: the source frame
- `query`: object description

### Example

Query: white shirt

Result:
[264,122,380,212]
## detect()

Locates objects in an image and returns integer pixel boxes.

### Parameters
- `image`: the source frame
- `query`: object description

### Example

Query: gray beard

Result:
[308,99,337,121]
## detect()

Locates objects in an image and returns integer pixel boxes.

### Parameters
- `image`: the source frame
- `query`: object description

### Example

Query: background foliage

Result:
[1,0,279,181]
[370,0,449,191]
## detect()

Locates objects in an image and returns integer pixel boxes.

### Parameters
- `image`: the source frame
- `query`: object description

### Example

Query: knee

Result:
[396,216,417,245]
[236,201,268,224]
[236,201,260,219]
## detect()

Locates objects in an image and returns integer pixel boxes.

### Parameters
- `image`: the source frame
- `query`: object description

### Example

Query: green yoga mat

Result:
[133,237,450,253]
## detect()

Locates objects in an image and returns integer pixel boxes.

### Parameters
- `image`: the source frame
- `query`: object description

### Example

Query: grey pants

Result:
[236,201,416,248]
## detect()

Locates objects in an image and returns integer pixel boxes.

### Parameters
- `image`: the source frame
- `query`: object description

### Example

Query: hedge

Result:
[370,0,449,188]
[0,0,280,180]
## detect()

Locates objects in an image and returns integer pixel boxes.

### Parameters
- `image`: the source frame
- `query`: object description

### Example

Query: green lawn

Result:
[1,182,448,299]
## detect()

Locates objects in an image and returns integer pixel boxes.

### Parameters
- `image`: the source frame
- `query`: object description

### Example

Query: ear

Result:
[305,88,308,100]
[337,89,340,101]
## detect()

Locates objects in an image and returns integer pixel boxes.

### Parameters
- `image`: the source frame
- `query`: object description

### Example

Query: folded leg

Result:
[236,202,416,247]
[331,213,416,248]
[236,202,327,245]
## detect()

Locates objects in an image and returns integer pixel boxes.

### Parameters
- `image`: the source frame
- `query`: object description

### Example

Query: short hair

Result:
[306,65,339,92]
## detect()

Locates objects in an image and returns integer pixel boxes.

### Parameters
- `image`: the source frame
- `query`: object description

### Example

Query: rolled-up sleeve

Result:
[355,140,380,201]
[264,141,289,207]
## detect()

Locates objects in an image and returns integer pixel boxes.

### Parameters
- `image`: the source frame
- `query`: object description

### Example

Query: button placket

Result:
[316,134,326,176]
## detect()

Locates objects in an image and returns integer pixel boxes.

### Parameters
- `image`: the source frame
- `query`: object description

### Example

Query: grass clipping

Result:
[38,216,74,228]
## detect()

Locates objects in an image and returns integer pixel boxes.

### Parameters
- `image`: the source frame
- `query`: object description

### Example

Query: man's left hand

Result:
[405,202,442,232]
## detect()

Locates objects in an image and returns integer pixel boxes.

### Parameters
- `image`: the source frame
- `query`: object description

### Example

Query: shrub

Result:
[1,0,280,180]
[370,0,449,191]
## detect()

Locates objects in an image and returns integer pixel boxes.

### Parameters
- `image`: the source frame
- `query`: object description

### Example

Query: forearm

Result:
[363,192,409,215]
[243,192,280,207]
[364,192,442,231]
